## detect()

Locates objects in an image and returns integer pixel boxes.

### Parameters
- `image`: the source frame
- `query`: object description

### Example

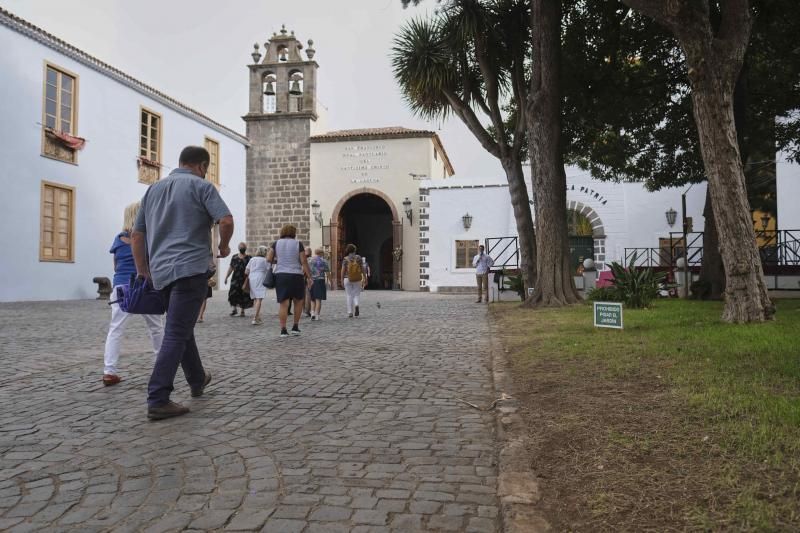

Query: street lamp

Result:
[311,200,323,227]
[402,197,413,225]
[462,212,473,230]
[665,207,677,227]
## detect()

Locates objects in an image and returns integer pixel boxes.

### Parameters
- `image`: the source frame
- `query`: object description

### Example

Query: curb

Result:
[489,317,551,533]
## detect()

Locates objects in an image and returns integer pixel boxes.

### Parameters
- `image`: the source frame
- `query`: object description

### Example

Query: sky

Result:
[3,0,505,180]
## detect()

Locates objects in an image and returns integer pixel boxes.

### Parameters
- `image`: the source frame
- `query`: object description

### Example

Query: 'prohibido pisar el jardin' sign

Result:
[593,301,623,329]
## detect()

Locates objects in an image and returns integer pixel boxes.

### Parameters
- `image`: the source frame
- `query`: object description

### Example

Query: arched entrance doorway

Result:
[330,191,400,289]
[566,200,606,271]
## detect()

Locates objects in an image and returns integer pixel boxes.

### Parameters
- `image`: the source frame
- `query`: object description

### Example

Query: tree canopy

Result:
[563,0,799,216]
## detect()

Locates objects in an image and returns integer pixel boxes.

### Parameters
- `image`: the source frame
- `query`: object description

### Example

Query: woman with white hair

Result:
[244,245,269,325]
[102,201,164,386]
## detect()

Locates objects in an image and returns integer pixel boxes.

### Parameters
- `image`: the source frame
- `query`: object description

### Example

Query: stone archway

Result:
[330,189,402,289]
[331,188,401,223]
[567,200,606,269]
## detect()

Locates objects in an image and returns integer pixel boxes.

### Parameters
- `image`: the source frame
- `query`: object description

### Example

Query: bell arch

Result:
[261,71,277,113]
[288,69,304,112]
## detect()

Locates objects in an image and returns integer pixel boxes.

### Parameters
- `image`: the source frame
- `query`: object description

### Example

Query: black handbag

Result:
[263,266,275,288]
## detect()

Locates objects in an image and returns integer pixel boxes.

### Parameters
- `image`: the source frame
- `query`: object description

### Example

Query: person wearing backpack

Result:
[341,243,365,318]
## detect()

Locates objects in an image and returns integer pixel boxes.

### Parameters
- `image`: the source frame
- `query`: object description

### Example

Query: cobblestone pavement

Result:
[0,291,499,532]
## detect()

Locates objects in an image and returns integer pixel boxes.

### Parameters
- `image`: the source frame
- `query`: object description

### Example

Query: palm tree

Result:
[392,0,537,291]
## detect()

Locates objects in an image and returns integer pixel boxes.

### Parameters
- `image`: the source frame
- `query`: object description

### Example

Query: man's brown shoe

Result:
[147,401,190,420]
[103,374,121,386]
[191,371,212,398]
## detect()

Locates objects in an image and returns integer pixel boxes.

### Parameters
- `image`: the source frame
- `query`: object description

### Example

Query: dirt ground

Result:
[492,306,799,532]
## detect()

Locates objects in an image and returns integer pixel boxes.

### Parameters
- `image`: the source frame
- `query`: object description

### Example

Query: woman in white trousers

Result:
[341,244,365,318]
[102,202,164,386]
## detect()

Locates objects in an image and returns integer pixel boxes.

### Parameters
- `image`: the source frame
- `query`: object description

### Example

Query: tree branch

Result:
[442,87,503,159]
[511,53,527,155]
[473,31,508,147]
[470,84,494,119]
[715,0,754,79]
[718,0,753,44]
[619,0,676,28]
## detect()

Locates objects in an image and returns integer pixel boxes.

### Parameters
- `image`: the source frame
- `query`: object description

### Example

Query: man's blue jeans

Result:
[147,274,207,408]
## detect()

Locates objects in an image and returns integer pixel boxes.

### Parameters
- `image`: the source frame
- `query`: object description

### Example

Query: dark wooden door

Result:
[568,236,594,273]
[333,214,346,289]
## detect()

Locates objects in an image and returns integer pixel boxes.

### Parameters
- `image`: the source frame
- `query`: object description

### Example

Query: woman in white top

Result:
[244,245,269,325]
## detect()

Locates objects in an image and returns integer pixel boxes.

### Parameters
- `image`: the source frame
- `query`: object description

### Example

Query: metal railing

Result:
[624,230,800,269]
[486,236,519,269]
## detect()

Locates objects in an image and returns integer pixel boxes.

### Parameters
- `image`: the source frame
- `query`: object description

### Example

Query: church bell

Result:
[263,81,276,95]
[289,80,302,95]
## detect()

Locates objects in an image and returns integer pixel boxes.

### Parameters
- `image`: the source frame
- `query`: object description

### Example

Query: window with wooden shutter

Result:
[455,240,479,269]
[138,107,162,184]
[204,137,220,187]
[40,182,75,262]
[42,63,79,163]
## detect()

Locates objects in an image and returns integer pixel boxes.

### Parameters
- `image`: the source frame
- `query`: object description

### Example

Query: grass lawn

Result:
[492,298,800,531]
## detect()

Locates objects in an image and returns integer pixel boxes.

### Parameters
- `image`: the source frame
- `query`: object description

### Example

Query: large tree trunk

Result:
[525,0,579,307]
[622,0,774,323]
[695,61,748,301]
[686,55,773,321]
[502,158,537,293]
[698,188,725,299]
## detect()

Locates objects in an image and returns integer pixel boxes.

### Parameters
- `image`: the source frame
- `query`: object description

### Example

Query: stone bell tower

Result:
[244,25,318,246]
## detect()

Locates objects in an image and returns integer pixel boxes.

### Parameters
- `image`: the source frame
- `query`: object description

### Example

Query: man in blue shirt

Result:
[132,146,234,420]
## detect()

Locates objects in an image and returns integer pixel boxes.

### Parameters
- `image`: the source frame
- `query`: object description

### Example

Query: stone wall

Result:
[418,188,430,291]
[245,114,313,247]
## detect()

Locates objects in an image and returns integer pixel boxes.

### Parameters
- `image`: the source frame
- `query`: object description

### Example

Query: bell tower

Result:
[244,26,318,246]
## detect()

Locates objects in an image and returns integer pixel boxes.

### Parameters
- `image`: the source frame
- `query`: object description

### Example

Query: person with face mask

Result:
[224,242,253,317]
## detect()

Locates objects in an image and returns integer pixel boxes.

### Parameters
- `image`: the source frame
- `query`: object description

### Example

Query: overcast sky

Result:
[4,0,505,180]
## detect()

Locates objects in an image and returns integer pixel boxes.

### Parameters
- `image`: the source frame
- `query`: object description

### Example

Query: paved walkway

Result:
[0,291,498,532]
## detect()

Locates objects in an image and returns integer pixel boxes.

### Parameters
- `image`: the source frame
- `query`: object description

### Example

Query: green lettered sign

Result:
[594,301,623,329]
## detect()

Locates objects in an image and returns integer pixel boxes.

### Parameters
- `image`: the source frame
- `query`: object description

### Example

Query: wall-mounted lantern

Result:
[402,197,413,225]
[462,212,473,230]
[311,200,323,227]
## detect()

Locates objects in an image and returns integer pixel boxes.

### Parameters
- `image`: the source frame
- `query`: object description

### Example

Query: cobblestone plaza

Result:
[0,292,499,532]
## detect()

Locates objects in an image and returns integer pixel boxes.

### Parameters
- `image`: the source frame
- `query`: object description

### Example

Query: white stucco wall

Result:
[425,167,709,290]
[0,24,247,302]
[426,185,516,291]
[777,152,800,230]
